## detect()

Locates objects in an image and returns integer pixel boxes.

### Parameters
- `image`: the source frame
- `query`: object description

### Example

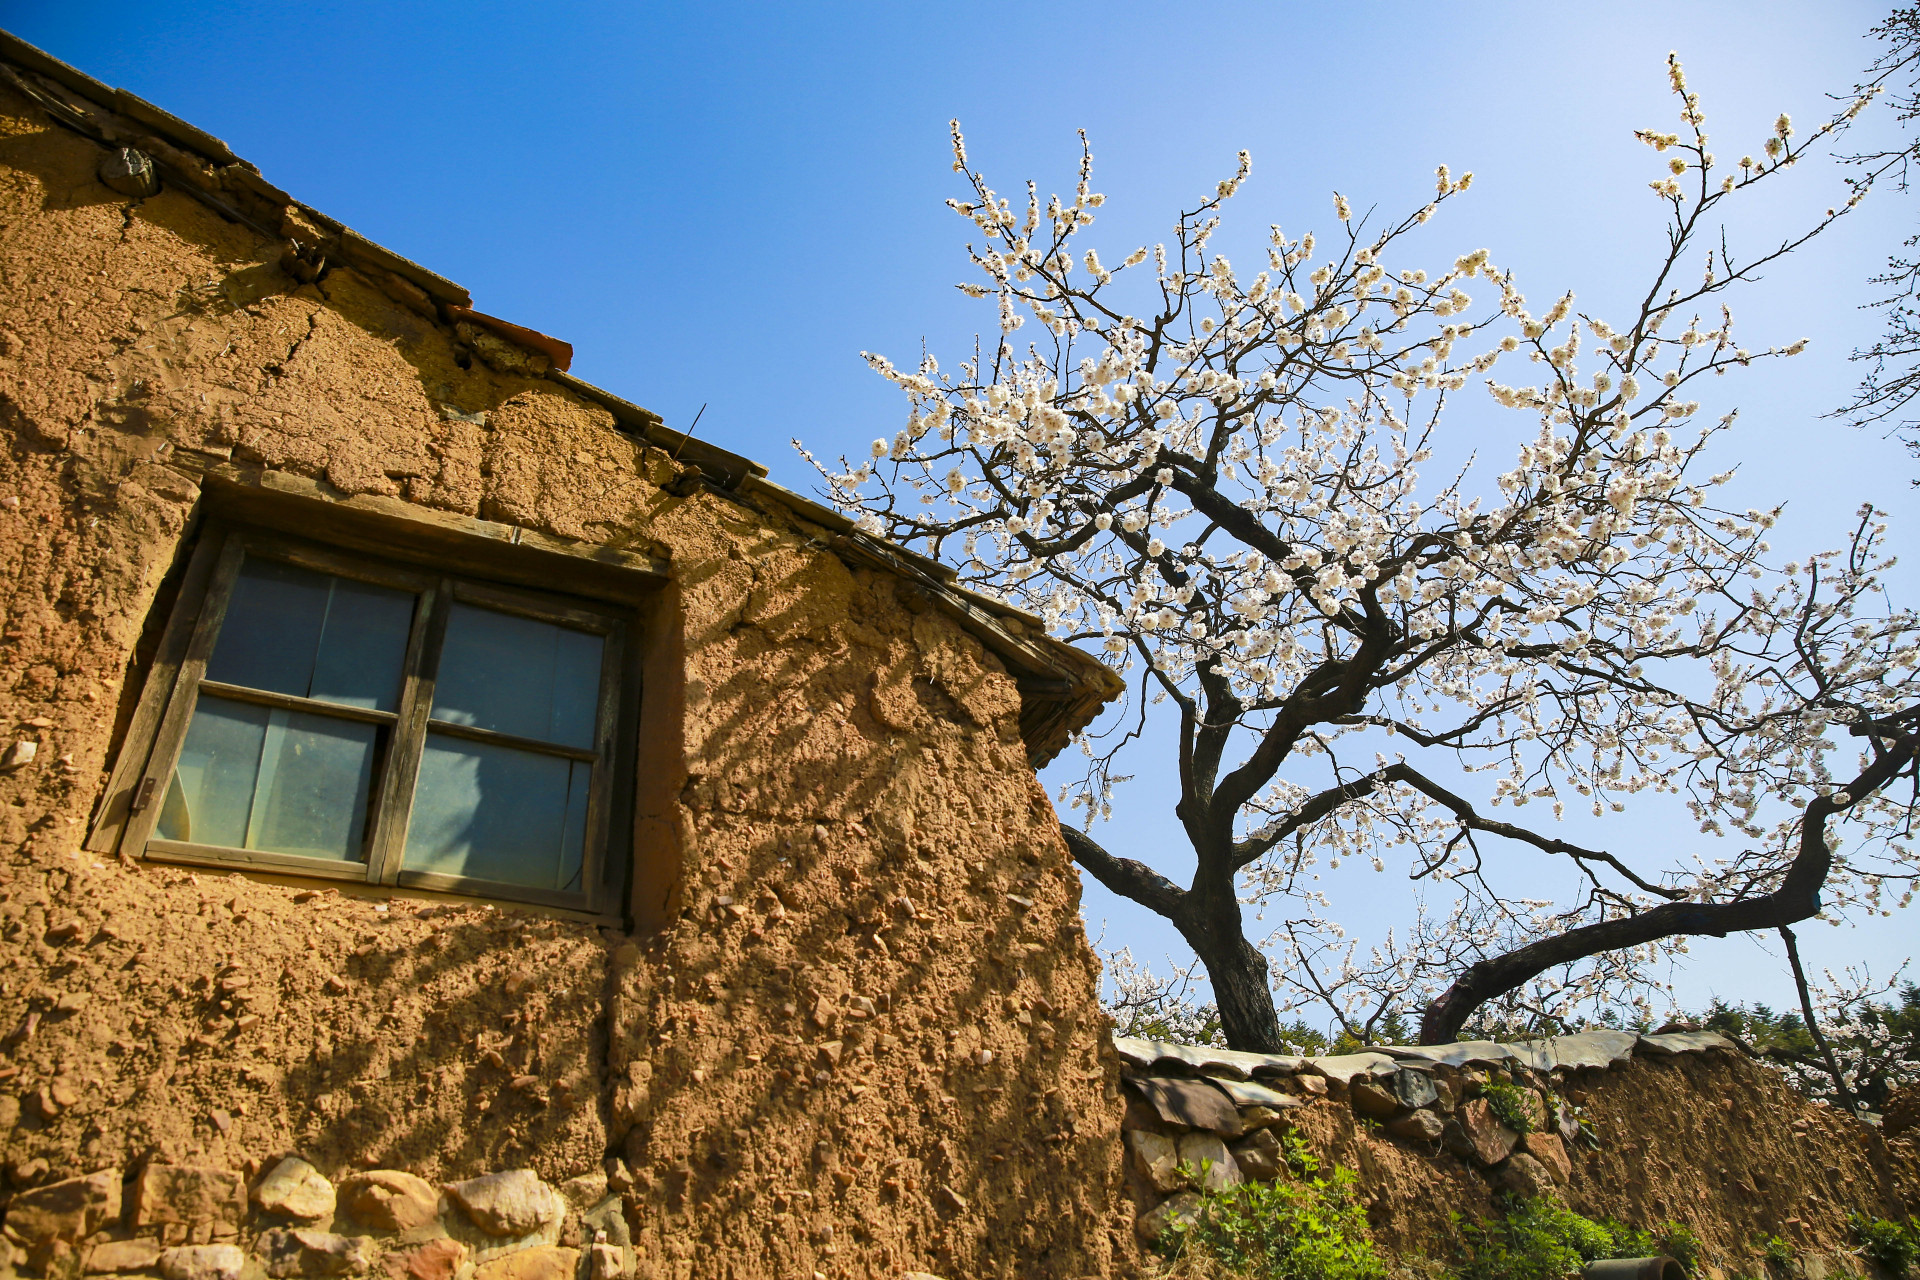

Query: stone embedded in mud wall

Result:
[132,1166,247,1231]
[255,1228,376,1278]
[89,1240,164,1272]
[158,1245,245,1280]
[1522,1129,1573,1183]
[1175,1133,1243,1192]
[1228,1126,1284,1180]
[470,1246,578,1280]
[1350,1079,1401,1119]
[1125,1130,1184,1194]
[252,1160,335,1223]
[382,1238,467,1280]
[1133,1191,1203,1244]
[1383,1109,1445,1143]
[441,1171,564,1239]
[1449,1098,1523,1166]
[336,1173,441,1233]
[1496,1152,1558,1199]
[4,1171,122,1246]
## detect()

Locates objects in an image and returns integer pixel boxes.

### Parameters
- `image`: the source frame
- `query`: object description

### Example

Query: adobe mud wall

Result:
[0,58,1134,1280]
[1119,1032,1920,1277]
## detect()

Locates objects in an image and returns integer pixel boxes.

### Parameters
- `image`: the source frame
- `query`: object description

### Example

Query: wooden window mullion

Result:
[578,617,626,911]
[365,578,449,887]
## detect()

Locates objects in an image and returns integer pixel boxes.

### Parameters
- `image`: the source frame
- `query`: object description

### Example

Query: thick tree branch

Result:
[1419,732,1920,1043]
[1058,825,1188,920]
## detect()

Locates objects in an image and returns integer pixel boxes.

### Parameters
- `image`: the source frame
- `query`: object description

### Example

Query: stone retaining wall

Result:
[1117,1030,1920,1276]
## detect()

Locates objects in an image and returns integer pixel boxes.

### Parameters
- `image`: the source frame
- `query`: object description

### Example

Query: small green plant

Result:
[1758,1234,1796,1275]
[1455,1198,1612,1280]
[1161,1146,1388,1280]
[1656,1222,1704,1277]
[1850,1212,1920,1275]
[1456,1200,1704,1280]
[1481,1082,1536,1135]
[1601,1221,1659,1260]
[1278,1128,1322,1178]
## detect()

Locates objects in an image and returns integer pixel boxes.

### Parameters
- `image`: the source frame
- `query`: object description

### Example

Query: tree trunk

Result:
[1190,929,1285,1051]
[1178,885,1285,1053]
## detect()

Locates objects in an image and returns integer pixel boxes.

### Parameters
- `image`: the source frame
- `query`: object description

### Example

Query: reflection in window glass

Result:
[159,695,376,860]
[207,558,414,712]
[403,734,589,890]
[432,604,603,747]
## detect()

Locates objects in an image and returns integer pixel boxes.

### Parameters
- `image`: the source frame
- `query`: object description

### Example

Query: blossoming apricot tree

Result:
[804,58,1920,1051]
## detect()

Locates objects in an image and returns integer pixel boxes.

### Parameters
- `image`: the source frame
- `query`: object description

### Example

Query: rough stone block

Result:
[1385,1110,1446,1142]
[1447,1099,1520,1167]
[1521,1130,1573,1183]
[588,1243,628,1280]
[1125,1129,1183,1194]
[135,1166,245,1229]
[381,1238,465,1280]
[1496,1152,1556,1199]
[257,1229,376,1277]
[578,1197,628,1252]
[159,1244,245,1280]
[255,1158,336,1221]
[88,1240,163,1273]
[1135,1191,1202,1244]
[1229,1127,1284,1181]
[471,1246,578,1280]
[338,1172,441,1232]
[1175,1133,1242,1191]
[1350,1081,1400,1118]
[555,1173,607,1214]
[443,1171,564,1238]
[1239,1104,1297,1132]
[6,1169,122,1243]
[1391,1068,1440,1111]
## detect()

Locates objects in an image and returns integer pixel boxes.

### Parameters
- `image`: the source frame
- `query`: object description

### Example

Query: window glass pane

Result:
[310,578,416,711]
[206,557,413,712]
[404,734,590,891]
[432,604,604,747]
[158,694,376,861]
[158,697,267,849]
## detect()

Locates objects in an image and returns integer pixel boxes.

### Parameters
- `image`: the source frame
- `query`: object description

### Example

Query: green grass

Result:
[1849,1213,1920,1276]
[1161,1134,1388,1280]
[1453,1198,1705,1280]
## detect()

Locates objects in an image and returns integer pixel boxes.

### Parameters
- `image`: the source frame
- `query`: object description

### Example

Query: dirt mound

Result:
[1884,1084,1920,1143]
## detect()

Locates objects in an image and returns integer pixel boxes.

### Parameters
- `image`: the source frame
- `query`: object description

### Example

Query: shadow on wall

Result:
[602,554,1120,1275]
[0,871,613,1186]
[277,909,609,1175]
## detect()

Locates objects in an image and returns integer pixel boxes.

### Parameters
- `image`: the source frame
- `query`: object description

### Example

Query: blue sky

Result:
[9,1,1916,1022]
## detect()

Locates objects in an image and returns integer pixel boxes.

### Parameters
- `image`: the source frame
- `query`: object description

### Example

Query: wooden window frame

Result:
[96,520,633,917]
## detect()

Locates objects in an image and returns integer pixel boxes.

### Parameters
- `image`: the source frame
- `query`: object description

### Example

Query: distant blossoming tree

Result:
[1839,6,1920,472]
[804,57,1920,1051]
